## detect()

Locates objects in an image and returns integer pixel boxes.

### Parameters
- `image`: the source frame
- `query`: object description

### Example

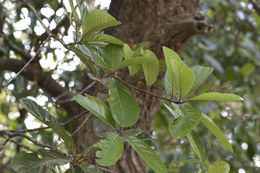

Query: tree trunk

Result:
[73,0,211,172]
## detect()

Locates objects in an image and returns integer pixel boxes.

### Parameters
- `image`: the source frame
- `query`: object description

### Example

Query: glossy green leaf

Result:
[102,44,123,69]
[84,33,124,46]
[123,133,167,173]
[163,46,195,97]
[83,9,121,37]
[187,131,207,161]
[11,150,68,173]
[200,113,233,152]
[94,132,123,166]
[188,92,244,101]
[169,104,201,139]
[208,161,230,173]
[141,50,159,86]
[107,79,140,127]
[164,71,172,95]
[185,65,214,97]
[74,94,115,128]
[20,98,76,153]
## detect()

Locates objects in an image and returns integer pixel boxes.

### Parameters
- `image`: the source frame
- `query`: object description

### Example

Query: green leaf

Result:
[200,113,233,152]
[208,161,230,173]
[11,152,40,173]
[122,44,141,75]
[83,9,121,37]
[240,63,255,77]
[123,133,167,173]
[141,50,159,86]
[69,0,80,23]
[79,164,103,173]
[74,94,115,128]
[102,44,123,69]
[20,98,76,153]
[94,132,123,166]
[76,0,88,24]
[107,79,140,127]
[164,71,172,95]
[163,46,195,97]
[84,33,124,46]
[187,131,207,161]
[169,104,201,139]
[185,65,214,97]
[188,92,244,101]
[11,150,68,173]
[123,129,152,145]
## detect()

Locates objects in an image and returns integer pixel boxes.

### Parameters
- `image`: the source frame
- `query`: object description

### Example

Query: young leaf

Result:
[83,9,121,37]
[185,65,214,97]
[188,92,244,101]
[20,98,76,153]
[107,79,140,127]
[208,161,230,173]
[123,133,167,173]
[141,50,159,86]
[187,131,207,161]
[102,44,123,69]
[84,33,124,46]
[169,104,201,139]
[94,132,123,166]
[11,150,68,173]
[200,113,233,152]
[122,44,141,75]
[74,94,115,128]
[163,46,195,97]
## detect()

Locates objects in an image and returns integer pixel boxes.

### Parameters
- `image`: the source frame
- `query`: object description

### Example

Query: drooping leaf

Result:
[102,44,123,69]
[123,133,167,173]
[200,113,233,152]
[187,131,207,161]
[83,9,121,37]
[188,92,244,101]
[74,94,115,128]
[76,0,88,24]
[169,104,201,139]
[20,98,76,153]
[141,50,159,86]
[11,150,68,173]
[163,46,195,97]
[107,79,140,127]
[94,132,123,166]
[185,65,214,97]
[208,161,230,173]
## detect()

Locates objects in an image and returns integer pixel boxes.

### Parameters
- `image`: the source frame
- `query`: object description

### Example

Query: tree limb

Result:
[0,58,79,116]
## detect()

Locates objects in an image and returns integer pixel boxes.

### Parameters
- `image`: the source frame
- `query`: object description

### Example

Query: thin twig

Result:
[4,36,50,92]
[114,76,184,104]
[71,114,90,136]
[9,139,37,153]
[62,110,88,126]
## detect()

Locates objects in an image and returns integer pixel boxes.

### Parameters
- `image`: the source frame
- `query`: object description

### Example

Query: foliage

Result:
[0,0,259,173]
